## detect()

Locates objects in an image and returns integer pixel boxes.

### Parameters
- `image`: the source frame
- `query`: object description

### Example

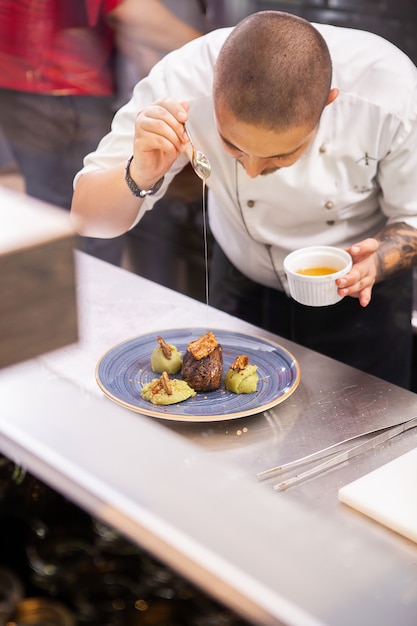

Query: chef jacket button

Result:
[325,201,333,209]
[319,144,326,154]
[247,200,255,208]
[326,220,335,226]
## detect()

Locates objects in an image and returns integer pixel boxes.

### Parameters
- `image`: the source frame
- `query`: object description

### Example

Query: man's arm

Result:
[71,99,190,237]
[106,0,204,66]
[374,222,417,280]
[71,162,144,238]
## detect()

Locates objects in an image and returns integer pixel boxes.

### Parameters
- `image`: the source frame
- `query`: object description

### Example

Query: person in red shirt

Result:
[0,0,207,263]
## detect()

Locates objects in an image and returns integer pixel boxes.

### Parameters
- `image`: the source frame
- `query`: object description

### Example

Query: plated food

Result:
[224,355,259,394]
[151,335,182,374]
[143,331,259,405]
[95,328,300,421]
[141,371,196,405]
[181,331,223,392]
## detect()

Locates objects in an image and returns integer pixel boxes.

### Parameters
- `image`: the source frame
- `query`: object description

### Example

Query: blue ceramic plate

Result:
[96,328,300,422]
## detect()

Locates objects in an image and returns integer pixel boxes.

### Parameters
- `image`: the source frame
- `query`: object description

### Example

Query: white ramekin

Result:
[283,246,353,307]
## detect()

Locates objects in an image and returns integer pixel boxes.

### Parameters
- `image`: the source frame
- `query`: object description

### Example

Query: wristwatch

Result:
[125,156,164,198]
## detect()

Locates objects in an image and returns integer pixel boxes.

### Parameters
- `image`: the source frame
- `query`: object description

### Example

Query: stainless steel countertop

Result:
[1,251,417,626]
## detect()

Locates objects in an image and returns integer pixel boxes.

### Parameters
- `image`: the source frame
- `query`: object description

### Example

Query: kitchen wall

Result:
[208,0,417,63]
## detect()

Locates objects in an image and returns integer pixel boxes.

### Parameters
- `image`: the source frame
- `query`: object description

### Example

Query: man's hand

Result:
[336,238,379,307]
[336,222,417,307]
[129,98,190,191]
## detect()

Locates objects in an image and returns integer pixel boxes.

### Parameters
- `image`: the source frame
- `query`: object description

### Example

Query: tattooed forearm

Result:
[374,222,417,281]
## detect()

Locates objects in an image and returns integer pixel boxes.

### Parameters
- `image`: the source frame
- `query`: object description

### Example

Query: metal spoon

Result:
[185,125,211,180]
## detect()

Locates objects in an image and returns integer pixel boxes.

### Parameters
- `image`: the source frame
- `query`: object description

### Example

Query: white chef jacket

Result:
[75,23,417,291]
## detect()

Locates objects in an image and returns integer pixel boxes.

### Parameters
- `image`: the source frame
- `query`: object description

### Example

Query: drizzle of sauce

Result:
[201,180,210,327]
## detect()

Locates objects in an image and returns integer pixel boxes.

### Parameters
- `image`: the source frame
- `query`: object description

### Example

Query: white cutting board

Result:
[338,447,417,543]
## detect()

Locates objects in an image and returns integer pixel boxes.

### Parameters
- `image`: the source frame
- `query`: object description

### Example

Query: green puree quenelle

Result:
[151,335,182,374]
[224,355,259,394]
[141,372,196,405]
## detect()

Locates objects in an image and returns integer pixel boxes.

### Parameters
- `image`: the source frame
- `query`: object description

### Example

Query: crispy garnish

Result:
[157,335,172,359]
[149,371,173,396]
[187,331,218,360]
[230,355,249,371]
[161,371,172,395]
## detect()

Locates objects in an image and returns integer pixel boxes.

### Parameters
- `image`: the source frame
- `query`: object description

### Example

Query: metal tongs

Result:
[257,416,417,491]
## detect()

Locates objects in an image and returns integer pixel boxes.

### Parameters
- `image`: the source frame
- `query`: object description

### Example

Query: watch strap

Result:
[125,156,164,198]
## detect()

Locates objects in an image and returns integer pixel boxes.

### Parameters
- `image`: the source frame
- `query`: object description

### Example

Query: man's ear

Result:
[326,88,339,106]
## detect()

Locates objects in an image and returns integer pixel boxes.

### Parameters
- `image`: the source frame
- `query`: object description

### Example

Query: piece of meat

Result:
[181,343,223,392]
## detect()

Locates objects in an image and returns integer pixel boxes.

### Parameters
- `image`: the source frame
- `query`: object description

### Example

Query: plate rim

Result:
[95,327,300,422]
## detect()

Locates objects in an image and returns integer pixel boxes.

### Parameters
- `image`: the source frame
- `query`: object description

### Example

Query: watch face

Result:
[139,186,155,197]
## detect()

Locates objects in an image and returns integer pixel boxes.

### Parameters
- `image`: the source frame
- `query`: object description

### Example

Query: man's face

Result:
[215,101,318,178]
